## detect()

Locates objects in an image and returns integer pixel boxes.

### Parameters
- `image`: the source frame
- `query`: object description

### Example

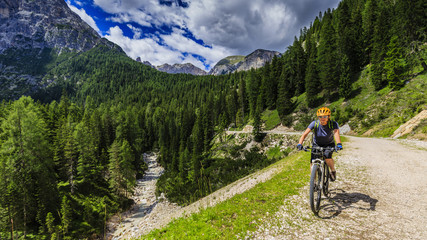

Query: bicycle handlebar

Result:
[303,146,340,153]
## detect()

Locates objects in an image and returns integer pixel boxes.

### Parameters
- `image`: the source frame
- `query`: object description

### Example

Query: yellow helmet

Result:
[317,107,331,116]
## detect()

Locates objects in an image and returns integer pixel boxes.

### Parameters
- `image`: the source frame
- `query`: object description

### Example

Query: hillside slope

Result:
[290,69,427,140]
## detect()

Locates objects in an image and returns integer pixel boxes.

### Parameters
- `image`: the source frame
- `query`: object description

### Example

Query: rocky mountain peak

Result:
[156,63,207,75]
[136,57,155,68]
[236,49,281,72]
[209,49,281,76]
[0,0,112,53]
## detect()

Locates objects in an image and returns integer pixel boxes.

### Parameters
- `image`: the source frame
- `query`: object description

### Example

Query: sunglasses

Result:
[318,116,329,119]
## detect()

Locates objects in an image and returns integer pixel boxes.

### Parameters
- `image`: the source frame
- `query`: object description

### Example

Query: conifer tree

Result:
[246,69,260,118]
[119,140,136,197]
[108,140,136,198]
[362,0,379,61]
[178,143,190,182]
[370,1,391,90]
[339,54,352,99]
[277,66,293,123]
[238,75,247,124]
[385,36,406,90]
[262,62,277,109]
[202,98,214,153]
[252,95,263,142]
[60,195,72,237]
[191,110,203,182]
[63,117,78,194]
[337,0,363,73]
[305,35,320,107]
[108,140,122,197]
[291,36,307,95]
[395,0,426,44]
[0,96,56,236]
[226,85,238,127]
[317,9,339,101]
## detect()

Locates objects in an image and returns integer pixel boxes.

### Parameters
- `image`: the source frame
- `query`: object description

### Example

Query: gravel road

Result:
[246,136,427,239]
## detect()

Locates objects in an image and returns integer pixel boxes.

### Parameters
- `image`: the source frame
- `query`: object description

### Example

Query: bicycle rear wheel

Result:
[309,164,322,215]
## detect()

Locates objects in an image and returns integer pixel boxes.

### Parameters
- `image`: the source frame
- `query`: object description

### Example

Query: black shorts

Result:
[310,143,335,163]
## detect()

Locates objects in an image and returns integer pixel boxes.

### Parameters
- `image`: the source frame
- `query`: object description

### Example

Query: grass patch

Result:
[140,152,311,239]
[262,109,281,130]
[265,146,282,159]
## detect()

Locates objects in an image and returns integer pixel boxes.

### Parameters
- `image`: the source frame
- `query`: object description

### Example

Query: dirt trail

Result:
[247,136,427,239]
[107,135,427,239]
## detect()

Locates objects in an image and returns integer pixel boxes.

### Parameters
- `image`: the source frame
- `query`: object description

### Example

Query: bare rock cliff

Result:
[0,0,111,52]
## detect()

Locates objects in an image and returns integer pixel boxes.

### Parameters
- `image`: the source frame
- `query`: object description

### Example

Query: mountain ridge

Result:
[0,0,114,52]
[137,49,282,76]
[0,0,120,99]
[209,49,281,75]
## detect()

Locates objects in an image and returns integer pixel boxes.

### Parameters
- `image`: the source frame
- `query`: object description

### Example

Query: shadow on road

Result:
[318,188,378,219]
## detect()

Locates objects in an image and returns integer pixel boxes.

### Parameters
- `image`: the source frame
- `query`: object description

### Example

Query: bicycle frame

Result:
[312,157,327,193]
[304,146,337,215]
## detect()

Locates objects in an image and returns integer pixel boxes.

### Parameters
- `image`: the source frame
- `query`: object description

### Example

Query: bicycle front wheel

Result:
[323,164,330,196]
[309,164,322,215]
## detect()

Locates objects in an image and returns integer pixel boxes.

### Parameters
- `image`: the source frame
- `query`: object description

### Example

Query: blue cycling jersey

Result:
[308,120,339,146]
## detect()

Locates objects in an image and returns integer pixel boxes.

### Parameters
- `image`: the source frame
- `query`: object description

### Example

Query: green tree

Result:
[395,0,426,44]
[246,69,260,118]
[337,0,364,72]
[238,75,247,125]
[317,9,339,101]
[0,96,57,237]
[305,34,320,107]
[385,36,407,90]
[252,96,263,142]
[108,140,136,198]
[362,0,379,60]
[277,66,293,123]
[339,54,352,99]
[226,85,238,127]
[262,62,278,109]
[291,36,307,95]
[370,1,391,90]
[46,212,57,240]
[191,110,204,182]
[60,196,72,238]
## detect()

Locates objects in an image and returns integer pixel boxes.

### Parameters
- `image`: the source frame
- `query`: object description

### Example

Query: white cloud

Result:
[74,1,83,7]
[70,0,341,70]
[127,24,143,39]
[66,1,101,35]
[185,0,339,54]
[162,28,232,66]
[94,0,186,27]
[104,26,227,70]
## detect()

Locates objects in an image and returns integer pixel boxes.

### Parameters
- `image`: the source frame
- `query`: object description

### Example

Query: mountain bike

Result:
[304,146,339,216]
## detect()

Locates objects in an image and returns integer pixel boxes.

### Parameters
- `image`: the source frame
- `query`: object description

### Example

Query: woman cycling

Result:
[297,107,342,181]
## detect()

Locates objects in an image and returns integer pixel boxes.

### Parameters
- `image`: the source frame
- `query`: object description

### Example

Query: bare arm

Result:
[334,129,342,144]
[298,128,312,145]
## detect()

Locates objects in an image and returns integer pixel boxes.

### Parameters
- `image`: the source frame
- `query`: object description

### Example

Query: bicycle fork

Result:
[314,162,325,192]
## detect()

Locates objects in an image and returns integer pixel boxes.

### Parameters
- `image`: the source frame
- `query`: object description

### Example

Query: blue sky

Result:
[66,0,340,71]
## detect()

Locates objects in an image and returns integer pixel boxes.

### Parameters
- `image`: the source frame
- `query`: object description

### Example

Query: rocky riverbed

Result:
[107,153,181,240]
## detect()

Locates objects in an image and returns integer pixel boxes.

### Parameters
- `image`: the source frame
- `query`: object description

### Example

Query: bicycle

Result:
[303,146,339,216]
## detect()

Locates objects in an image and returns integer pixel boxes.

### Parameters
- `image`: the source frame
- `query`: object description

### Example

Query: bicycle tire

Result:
[323,164,329,196]
[309,164,322,215]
